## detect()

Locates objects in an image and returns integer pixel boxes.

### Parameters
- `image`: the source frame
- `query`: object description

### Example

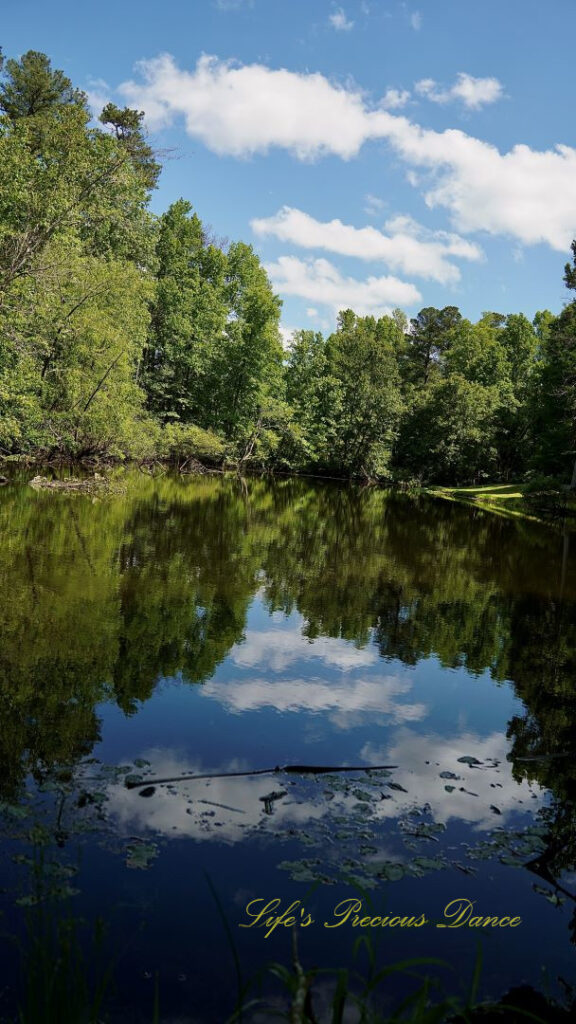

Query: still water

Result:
[0,472,575,1021]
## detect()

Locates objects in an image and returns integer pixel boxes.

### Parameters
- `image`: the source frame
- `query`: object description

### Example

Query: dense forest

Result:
[1,48,576,486]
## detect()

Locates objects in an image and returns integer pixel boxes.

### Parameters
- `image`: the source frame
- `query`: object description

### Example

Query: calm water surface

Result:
[0,473,575,1021]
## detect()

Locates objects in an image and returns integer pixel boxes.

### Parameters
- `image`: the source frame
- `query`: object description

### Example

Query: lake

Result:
[0,472,575,1022]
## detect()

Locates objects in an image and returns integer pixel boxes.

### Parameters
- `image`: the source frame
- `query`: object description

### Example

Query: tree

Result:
[531,241,576,484]
[323,311,404,477]
[0,49,156,457]
[204,241,283,442]
[0,236,153,457]
[99,102,160,191]
[405,305,462,386]
[565,240,576,291]
[143,199,228,424]
[0,50,87,120]
[0,101,155,300]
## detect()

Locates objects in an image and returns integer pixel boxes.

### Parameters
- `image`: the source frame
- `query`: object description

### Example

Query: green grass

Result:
[425,483,541,523]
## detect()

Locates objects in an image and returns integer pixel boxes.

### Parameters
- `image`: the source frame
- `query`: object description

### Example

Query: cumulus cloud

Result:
[202,674,426,722]
[329,7,354,31]
[383,118,576,248]
[118,54,576,250]
[265,255,421,314]
[410,11,422,31]
[381,87,411,110]
[362,729,544,830]
[119,53,381,159]
[415,73,504,110]
[252,206,483,283]
[105,750,328,843]
[231,628,379,672]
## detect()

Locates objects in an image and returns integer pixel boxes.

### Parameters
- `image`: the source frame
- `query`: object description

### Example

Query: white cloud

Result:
[203,674,426,722]
[410,11,422,31]
[416,73,504,110]
[85,78,112,117]
[364,193,387,217]
[231,628,379,672]
[119,54,576,250]
[265,255,421,314]
[119,53,380,159]
[104,728,544,846]
[381,87,411,110]
[362,729,544,830]
[105,750,328,843]
[383,118,576,248]
[252,206,483,283]
[329,7,354,31]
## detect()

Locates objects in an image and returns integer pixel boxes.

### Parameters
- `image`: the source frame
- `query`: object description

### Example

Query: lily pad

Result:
[126,842,159,870]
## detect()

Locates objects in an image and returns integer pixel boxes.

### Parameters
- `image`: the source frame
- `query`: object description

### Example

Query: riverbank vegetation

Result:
[1,49,576,494]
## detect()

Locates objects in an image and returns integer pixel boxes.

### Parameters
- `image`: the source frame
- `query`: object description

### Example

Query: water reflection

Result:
[103,730,541,845]
[1,472,576,1013]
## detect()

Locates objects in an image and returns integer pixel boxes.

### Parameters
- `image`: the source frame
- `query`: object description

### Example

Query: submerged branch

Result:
[124,763,398,790]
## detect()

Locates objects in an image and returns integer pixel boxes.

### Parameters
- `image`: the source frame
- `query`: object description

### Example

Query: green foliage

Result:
[564,239,576,291]
[0,237,154,457]
[0,50,88,120]
[98,102,160,190]
[285,313,405,477]
[395,309,540,484]
[324,311,404,476]
[284,329,334,467]
[523,473,561,495]
[143,199,229,424]
[405,305,462,386]
[529,243,576,484]
[158,422,227,465]
[205,240,284,442]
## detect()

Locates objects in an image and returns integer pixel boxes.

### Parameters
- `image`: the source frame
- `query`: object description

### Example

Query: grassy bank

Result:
[426,482,576,526]
[426,484,531,520]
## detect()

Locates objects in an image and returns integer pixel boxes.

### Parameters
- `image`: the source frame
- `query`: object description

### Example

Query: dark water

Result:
[1,472,576,1021]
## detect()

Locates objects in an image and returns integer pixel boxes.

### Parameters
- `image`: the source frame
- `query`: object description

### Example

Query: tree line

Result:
[1,48,575,486]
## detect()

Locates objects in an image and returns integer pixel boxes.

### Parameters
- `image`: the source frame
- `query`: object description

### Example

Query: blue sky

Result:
[3,0,576,337]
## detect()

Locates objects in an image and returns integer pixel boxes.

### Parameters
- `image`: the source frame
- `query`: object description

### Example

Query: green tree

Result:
[283,330,334,466]
[405,305,462,386]
[531,241,576,484]
[99,102,160,191]
[1,237,153,456]
[143,199,228,425]
[204,241,283,443]
[0,101,155,298]
[0,49,87,120]
[323,311,404,477]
